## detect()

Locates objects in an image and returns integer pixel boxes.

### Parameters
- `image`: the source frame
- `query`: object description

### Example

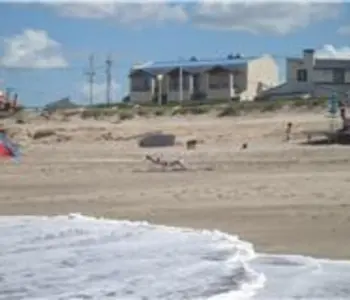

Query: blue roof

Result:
[145,57,250,69]
[130,57,252,76]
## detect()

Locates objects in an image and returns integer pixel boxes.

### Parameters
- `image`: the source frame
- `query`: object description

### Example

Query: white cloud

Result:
[315,44,350,59]
[0,29,68,68]
[337,25,350,36]
[191,2,339,35]
[51,2,187,24]
[47,1,343,35]
[81,80,120,104]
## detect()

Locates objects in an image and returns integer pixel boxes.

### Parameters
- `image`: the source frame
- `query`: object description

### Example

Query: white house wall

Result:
[286,59,303,82]
[244,55,279,101]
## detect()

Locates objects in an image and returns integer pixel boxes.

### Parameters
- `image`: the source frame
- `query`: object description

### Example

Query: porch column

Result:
[179,67,183,103]
[157,74,163,105]
[165,75,169,96]
[189,75,194,100]
[205,73,210,94]
[229,72,234,99]
[150,78,155,101]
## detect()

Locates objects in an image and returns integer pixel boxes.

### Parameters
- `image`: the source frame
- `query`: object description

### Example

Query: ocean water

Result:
[1,214,350,300]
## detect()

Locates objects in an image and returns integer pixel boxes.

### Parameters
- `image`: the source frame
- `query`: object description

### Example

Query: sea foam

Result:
[0,214,350,300]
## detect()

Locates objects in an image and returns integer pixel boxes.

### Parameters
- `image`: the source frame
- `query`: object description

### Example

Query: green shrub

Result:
[135,107,149,117]
[80,108,117,119]
[290,99,306,108]
[171,106,187,116]
[307,97,327,108]
[260,101,284,112]
[119,110,134,120]
[80,109,102,119]
[217,105,240,117]
[188,106,210,115]
[154,108,165,116]
[236,101,256,113]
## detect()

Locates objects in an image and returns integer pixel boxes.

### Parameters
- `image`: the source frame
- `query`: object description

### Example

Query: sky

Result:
[0,1,349,107]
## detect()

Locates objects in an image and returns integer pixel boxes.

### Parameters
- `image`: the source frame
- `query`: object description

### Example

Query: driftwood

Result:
[145,154,187,170]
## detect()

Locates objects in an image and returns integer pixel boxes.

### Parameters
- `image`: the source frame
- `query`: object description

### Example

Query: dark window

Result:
[193,74,201,91]
[209,72,229,89]
[169,75,189,91]
[131,76,151,92]
[333,68,345,84]
[297,69,308,82]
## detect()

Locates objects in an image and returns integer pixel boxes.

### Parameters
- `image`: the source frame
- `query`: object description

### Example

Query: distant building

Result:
[259,49,350,100]
[128,55,279,104]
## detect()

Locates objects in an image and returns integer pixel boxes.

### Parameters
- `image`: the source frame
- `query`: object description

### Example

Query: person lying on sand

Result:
[145,154,187,170]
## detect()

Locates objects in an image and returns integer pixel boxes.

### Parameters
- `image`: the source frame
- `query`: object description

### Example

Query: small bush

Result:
[290,99,306,108]
[80,108,117,119]
[236,102,256,113]
[119,110,134,120]
[171,106,187,116]
[307,97,327,108]
[154,108,165,116]
[217,105,240,117]
[188,106,210,115]
[260,101,284,112]
[80,109,102,119]
[135,107,149,117]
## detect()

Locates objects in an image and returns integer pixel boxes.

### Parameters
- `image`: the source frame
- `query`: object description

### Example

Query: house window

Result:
[333,68,345,84]
[193,74,202,92]
[209,72,229,89]
[297,69,308,82]
[131,76,151,92]
[169,75,189,91]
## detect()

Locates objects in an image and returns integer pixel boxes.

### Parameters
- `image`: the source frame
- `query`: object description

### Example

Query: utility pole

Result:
[105,54,112,106]
[85,54,95,106]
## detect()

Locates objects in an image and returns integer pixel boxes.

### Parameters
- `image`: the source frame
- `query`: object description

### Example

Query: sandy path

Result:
[1,112,350,259]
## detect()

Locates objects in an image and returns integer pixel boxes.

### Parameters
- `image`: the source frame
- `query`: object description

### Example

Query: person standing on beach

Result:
[285,122,292,141]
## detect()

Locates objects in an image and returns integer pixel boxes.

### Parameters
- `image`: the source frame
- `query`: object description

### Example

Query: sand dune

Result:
[1,111,350,259]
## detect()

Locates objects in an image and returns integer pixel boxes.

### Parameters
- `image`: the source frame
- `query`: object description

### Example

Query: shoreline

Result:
[1,112,350,260]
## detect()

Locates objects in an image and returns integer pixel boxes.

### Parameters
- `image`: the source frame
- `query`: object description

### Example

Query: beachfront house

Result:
[258,49,350,100]
[128,55,279,104]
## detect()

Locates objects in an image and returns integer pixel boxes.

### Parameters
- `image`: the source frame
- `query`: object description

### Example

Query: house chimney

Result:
[303,49,315,64]
[303,49,315,84]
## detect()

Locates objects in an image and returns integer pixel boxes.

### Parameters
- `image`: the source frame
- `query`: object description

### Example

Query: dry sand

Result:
[1,111,350,259]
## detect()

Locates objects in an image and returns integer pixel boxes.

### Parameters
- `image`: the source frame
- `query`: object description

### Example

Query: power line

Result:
[105,54,112,105]
[85,54,96,106]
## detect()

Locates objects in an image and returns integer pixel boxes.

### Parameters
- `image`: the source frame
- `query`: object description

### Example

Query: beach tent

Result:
[0,131,20,160]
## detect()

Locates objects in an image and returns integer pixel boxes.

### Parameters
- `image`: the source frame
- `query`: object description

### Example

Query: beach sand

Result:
[1,111,350,259]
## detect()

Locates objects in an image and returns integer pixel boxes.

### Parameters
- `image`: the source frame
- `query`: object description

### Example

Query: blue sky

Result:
[0,1,349,107]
